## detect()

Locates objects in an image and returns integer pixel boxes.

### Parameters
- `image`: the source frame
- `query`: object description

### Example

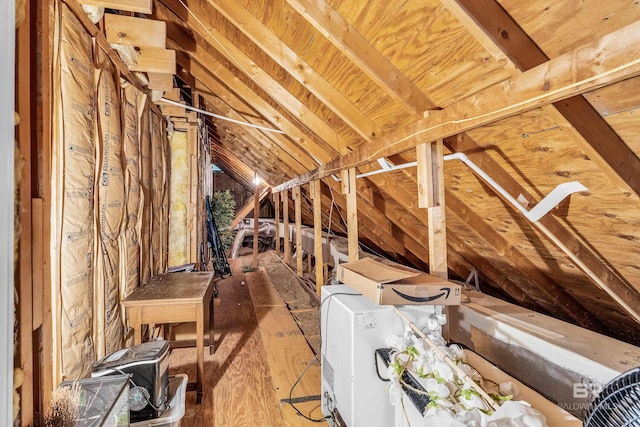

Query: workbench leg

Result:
[196,304,204,404]
[208,295,215,355]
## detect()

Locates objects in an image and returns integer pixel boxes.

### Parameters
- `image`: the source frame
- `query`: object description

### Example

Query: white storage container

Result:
[131,374,187,427]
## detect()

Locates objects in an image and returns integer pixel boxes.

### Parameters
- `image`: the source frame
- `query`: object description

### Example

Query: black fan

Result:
[585,367,640,427]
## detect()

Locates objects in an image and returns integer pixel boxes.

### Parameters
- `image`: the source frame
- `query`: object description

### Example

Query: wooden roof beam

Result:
[158,0,353,153]
[199,90,310,176]
[155,2,336,164]
[273,18,640,191]
[285,0,437,116]
[454,0,640,198]
[171,48,322,169]
[204,0,382,142]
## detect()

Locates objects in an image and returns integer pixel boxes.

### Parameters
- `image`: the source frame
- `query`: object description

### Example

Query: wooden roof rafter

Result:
[155,2,337,165]
[206,0,382,142]
[273,18,640,192]
[454,0,640,199]
[157,0,352,155]
[283,0,438,116]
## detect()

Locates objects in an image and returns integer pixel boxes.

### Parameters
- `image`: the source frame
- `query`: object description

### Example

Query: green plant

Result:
[212,190,236,251]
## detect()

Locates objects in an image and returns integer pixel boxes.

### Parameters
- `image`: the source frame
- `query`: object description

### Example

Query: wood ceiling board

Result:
[459,113,640,288]
[162,30,339,166]
[604,110,640,158]
[207,0,382,142]
[174,53,322,170]
[274,17,640,192]
[200,94,310,176]
[169,41,337,166]
[457,0,640,198]
[497,0,640,58]
[326,1,511,108]
[445,133,640,324]
[285,0,436,116]
[161,0,356,152]
[584,77,640,117]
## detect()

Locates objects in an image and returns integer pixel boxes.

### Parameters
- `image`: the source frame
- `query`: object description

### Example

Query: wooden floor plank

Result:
[253,306,321,400]
[168,256,325,426]
[246,264,326,426]
[246,268,287,307]
[170,259,284,427]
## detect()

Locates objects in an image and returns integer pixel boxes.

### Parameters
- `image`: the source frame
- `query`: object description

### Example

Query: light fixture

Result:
[253,174,261,186]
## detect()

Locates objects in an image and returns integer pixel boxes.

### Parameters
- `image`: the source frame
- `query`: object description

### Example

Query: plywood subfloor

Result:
[168,257,326,426]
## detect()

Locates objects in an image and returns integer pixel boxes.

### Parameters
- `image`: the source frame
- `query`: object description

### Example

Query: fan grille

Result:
[585,367,640,427]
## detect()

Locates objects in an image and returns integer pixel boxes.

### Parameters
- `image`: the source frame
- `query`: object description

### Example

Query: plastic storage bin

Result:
[131,374,188,427]
[58,374,130,426]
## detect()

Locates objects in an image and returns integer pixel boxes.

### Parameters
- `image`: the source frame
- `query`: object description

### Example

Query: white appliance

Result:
[321,284,440,427]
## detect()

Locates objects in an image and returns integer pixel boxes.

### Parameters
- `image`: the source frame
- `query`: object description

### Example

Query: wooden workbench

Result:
[122,272,215,403]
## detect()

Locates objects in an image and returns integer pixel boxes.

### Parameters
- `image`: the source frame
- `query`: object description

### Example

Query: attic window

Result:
[211,164,223,173]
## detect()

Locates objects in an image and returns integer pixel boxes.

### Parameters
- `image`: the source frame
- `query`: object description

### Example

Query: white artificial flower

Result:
[426,314,446,331]
[433,361,455,382]
[458,392,488,411]
[386,334,408,352]
[449,344,466,363]
[387,380,402,406]
[425,378,451,399]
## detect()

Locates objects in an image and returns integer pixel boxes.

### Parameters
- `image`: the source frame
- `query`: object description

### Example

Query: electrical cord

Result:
[112,368,166,412]
[286,354,328,423]
[284,291,362,423]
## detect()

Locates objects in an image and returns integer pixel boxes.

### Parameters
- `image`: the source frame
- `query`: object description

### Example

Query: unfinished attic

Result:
[8,0,640,425]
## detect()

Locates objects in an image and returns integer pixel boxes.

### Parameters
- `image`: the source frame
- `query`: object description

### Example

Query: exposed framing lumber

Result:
[160,33,333,164]
[417,141,447,279]
[231,187,271,230]
[163,0,350,152]
[341,168,359,262]
[252,183,260,268]
[38,0,54,408]
[61,0,146,93]
[366,161,552,313]
[285,0,437,116]
[273,192,281,253]
[206,0,382,142]
[454,0,640,198]
[16,0,34,421]
[77,0,152,14]
[192,78,312,175]
[273,19,640,191]
[157,0,342,160]
[293,186,303,276]
[104,13,166,48]
[283,190,291,264]
[311,181,323,293]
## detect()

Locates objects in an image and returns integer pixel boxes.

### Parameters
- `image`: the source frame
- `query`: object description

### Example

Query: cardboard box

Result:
[336,258,461,305]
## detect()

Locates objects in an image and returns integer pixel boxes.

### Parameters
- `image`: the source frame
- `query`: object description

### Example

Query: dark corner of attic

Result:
[10,0,640,426]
